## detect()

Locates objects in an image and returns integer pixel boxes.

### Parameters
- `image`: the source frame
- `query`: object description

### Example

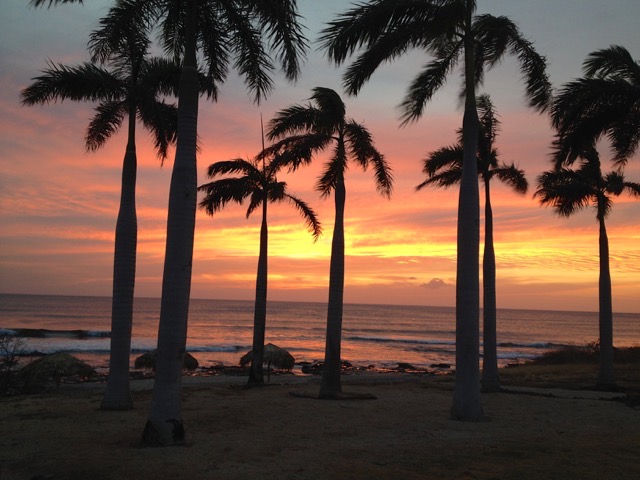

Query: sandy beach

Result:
[1,364,639,480]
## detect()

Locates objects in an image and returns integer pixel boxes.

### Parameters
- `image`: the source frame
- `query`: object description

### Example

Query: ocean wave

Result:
[497,341,569,350]
[347,335,456,347]
[185,345,251,353]
[1,328,111,339]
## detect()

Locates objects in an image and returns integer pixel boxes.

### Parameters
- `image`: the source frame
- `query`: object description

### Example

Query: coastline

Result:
[2,365,639,480]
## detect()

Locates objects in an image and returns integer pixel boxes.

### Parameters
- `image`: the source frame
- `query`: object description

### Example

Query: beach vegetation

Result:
[198,140,321,385]
[417,94,528,393]
[536,147,640,389]
[21,11,182,410]
[266,87,393,399]
[320,0,551,420]
[0,334,28,394]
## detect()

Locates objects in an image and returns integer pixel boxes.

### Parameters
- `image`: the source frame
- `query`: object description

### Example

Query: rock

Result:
[430,363,451,369]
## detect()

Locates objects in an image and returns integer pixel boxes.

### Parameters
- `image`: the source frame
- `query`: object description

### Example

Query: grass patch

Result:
[528,344,640,365]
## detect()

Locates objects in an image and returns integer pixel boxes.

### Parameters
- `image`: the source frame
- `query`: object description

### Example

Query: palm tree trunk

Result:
[597,216,615,389]
[320,176,346,398]
[249,202,268,385]
[481,179,499,393]
[143,0,199,446]
[451,3,483,420]
[101,109,137,410]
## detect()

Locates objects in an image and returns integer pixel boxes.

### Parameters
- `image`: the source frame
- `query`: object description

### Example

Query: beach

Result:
[2,364,639,480]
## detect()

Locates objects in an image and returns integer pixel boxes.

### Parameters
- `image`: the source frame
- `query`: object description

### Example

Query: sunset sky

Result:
[1,0,638,313]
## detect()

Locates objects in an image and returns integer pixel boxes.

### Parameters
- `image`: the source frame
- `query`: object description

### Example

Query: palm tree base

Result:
[247,376,265,386]
[480,377,501,393]
[142,419,186,447]
[100,380,133,410]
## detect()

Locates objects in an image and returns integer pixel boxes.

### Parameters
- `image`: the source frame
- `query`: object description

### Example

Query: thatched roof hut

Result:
[20,352,96,390]
[134,350,199,371]
[240,343,295,371]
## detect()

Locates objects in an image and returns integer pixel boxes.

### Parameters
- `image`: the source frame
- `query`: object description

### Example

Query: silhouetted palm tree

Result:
[198,149,321,385]
[535,147,640,389]
[85,0,307,445]
[417,94,527,392]
[552,45,640,167]
[320,0,550,419]
[266,87,393,398]
[21,23,178,411]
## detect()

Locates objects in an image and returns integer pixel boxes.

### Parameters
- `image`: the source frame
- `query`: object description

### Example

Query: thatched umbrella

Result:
[134,350,199,371]
[240,343,295,381]
[20,352,96,390]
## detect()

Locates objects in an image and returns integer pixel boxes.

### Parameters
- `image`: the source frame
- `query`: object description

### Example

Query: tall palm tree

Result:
[266,87,393,398]
[535,147,640,389]
[320,0,551,419]
[90,0,306,446]
[35,0,307,446]
[198,148,321,385]
[416,94,528,393]
[21,23,179,410]
[552,45,640,167]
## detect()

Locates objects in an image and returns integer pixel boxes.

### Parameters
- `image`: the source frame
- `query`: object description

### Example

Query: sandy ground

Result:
[1,369,639,480]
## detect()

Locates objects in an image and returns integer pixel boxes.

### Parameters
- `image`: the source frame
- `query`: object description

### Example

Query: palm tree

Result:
[266,87,393,398]
[320,0,551,419]
[552,45,640,167]
[198,147,321,385]
[21,23,179,410]
[535,147,640,389]
[92,0,307,446]
[417,94,527,393]
[34,0,307,446]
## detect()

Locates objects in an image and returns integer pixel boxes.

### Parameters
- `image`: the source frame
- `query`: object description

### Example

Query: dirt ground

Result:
[1,366,639,480]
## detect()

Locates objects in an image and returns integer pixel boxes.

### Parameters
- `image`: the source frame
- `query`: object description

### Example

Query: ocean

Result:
[1,293,639,373]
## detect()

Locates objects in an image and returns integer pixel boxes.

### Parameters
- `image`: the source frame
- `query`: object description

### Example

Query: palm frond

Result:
[198,177,253,216]
[316,143,346,198]
[474,14,551,112]
[205,158,260,180]
[263,134,332,172]
[137,98,178,161]
[417,144,463,190]
[283,193,322,241]
[21,62,124,106]
[583,45,640,82]
[249,0,308,81]
[416,166,463,190]
[30,0,83,6]
[420,145,463,177]
[552,77,640,165]
[399,41,463,125]
[89,0,155,65]
[194,5,228,99]
[224,6,274,104]
[309,87,346,126]
[245,190,264,218]
[491,163,528,194]
[345,121,393,197]
[622,181,640,197]
[159,0,185,63]
[321,0,464,96]
[266,104,321,140]
[535,169,594,217]
[139,57,182,98]
[86,100,127,151]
